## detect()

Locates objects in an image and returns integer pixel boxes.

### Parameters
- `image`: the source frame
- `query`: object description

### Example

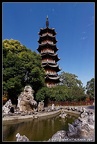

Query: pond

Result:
[3,113,78,142]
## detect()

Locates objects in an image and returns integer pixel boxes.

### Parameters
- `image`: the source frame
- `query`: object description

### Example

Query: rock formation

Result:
[2,99,13,114]
[16,133,29,142]
[38,100,44,112]
[59,109,67,118]
[48,108,95,142]
[17,85,37,112]
[51,104,55,110]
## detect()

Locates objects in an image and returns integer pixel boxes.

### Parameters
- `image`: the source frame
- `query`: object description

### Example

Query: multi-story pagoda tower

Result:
[37,16,61,88]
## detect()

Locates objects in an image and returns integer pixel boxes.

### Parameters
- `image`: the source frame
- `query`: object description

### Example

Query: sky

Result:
[2,2,95,87]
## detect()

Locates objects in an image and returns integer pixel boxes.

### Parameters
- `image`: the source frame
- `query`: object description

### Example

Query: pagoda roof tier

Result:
[37,43,58,53]
[42,63,61,72]
[41,53,60,61]
[38,34,57,44]
[38,27,57,36]
[45,75,60,81]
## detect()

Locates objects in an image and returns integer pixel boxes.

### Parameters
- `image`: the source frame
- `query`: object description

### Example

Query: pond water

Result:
[3,114,78,142]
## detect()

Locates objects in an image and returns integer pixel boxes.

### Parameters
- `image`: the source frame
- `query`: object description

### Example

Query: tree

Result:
[86,78,94,100]
[70,86,86,101]
[56,72,86,102]
[50,85,68,101]
[3,39,45,104]
[59,71,83,88]
[35,87,51,106]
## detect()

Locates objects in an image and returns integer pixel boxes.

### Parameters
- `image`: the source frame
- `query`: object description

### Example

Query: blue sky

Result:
[2,2,95,87]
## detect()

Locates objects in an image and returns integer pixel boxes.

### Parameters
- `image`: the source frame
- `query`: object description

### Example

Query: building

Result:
[37,16,61,88]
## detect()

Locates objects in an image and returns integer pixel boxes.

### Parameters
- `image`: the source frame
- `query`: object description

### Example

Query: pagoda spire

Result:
[46,15,49,27]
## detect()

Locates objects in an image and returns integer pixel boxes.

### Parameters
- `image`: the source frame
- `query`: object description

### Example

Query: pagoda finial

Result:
[46,15,49,27]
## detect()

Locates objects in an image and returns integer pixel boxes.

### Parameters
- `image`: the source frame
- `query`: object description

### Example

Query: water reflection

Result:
[3,114,78,142]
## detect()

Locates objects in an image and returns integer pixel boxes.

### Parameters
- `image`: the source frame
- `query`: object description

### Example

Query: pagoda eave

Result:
[42,64,61,72]
[38,27,57,35]
[38,40,57,44]
[42,63,58,67]
[39,43,56,46]
[37,43,58,48]
[41,52,58,57]
[41,54,60,62]
[39,34,56,38]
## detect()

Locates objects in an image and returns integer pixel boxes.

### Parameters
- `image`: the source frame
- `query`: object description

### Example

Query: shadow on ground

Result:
[86,106,94,109]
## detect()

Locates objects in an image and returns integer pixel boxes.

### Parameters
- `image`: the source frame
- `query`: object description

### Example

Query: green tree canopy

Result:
[59,71,83,88]
[36,85,86,103]
[3,39,45,103]
[86,78,94,100]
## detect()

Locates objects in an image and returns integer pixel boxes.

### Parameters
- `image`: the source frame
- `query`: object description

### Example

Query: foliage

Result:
[36,85,86,102]
[50,85,68,101]
[86,78,94,100]
[35,87,51,102]
[3,39,91,104]
[3,39,45,103]
[59,71,83,88]
[70,86,86,101]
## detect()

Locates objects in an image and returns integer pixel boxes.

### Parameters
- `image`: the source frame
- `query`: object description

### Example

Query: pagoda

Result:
[37,16,61,88]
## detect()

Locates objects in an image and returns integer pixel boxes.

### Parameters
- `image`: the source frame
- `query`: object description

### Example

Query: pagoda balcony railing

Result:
[42,33,53,37]
[41,50,54,54]
[41,41,54,45]
[46,72,57,75]
[42,60,55,64]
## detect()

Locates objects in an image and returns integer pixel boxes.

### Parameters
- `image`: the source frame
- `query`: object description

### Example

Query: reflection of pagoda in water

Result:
[37,16,61,88]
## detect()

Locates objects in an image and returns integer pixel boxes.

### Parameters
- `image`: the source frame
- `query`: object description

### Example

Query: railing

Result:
[46,72,57,75]
[47,100,94,106]
[42,60,55,64]
[42,33,53,37]
[41,50,54,54]
[41,41,54,45]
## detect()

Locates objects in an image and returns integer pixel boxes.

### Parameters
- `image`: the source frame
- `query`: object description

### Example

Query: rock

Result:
[81,123,91,132]
[16,133,29,141]
[72,119,82,127]
[67,123,78,137]
[38,100,44,112]
[17,85,37,112]
[48,107,95,142]
[2,99,13,114]
[48,130,67,141]
[10,107,14,113]
[51,104,55,110]
[59,113,67,118]
[88,124,94,130]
